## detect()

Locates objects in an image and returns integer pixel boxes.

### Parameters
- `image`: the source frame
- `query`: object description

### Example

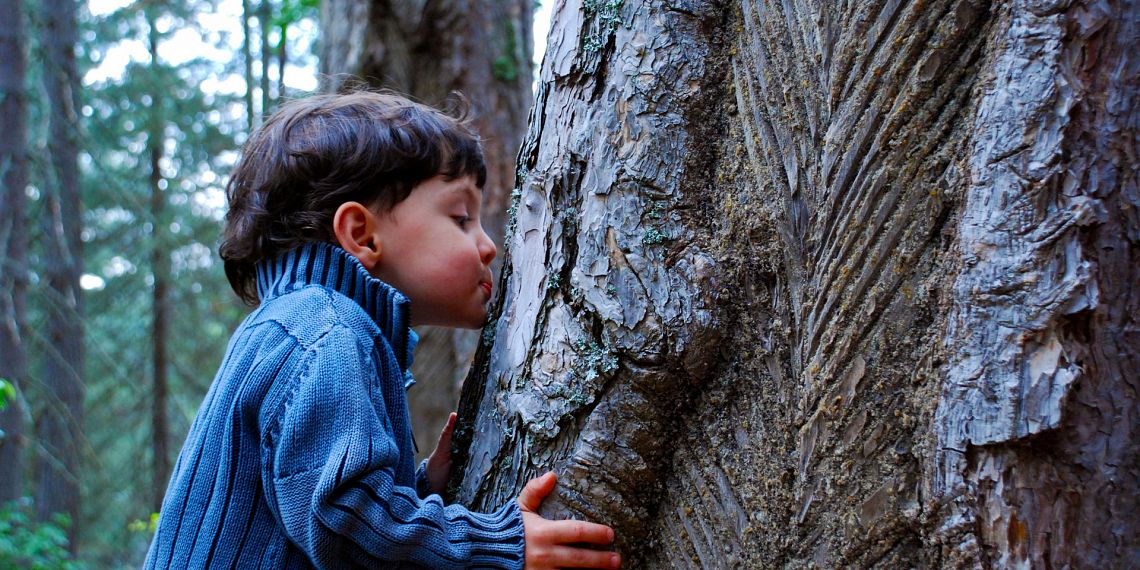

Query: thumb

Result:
[517,471,556,513]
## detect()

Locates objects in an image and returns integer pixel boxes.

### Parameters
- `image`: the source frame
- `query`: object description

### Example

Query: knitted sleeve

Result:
[416,459,433,499]
[261,326,525,569]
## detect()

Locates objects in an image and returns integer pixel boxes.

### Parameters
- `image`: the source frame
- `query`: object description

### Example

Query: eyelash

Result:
[453,215,470,228]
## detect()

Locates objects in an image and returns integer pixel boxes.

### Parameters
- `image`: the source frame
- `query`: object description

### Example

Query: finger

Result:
[437,412,456,449]
[545,519,615,545]
[517,471,556,512]
[543,545,621,569]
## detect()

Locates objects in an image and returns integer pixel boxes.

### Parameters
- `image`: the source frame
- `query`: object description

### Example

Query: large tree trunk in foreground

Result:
[38,0,84,550]
[320,0,532,456]
[453,0,1139,566]
[0,0,29,505]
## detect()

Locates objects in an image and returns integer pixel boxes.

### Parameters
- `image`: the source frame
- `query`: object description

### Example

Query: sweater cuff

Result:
[415,459,431,498]
[458,501,526,569]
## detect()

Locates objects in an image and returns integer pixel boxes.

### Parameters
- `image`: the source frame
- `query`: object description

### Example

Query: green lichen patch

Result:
[573,338,619,382]
[546,273,563,291]
[582,0,624,53]
[642,226,670,246]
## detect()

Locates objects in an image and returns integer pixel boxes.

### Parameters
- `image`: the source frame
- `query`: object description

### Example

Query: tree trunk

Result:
[37,0,84,550]
[320,0,532,458]
[277,21,287,100]
[259,0,272,112]
[147,9,171,515]
[0,0,29,505]
[452,0,1140,567]
[242,0,256,129]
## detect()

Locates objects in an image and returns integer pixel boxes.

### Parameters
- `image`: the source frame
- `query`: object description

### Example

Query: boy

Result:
[145,92,621,569]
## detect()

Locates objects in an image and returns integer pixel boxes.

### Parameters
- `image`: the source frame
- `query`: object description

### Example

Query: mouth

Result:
[480,282,493,297]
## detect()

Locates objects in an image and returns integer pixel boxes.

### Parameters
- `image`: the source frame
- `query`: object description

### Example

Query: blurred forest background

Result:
[0,0,539,566]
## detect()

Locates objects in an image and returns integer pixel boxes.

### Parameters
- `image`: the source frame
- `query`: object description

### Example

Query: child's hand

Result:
[517,472,621,569]
[425,412,456,495]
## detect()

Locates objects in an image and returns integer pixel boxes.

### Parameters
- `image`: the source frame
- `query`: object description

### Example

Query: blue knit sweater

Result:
[144,242,525,569]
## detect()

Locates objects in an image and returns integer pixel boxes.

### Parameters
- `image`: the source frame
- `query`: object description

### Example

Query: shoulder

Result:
[251,285,382,352]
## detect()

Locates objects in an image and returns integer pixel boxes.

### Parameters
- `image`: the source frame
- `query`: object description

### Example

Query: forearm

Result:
[272,461,524,568]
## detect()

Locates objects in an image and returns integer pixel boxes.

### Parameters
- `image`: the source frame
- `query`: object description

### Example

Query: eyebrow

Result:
[454,181,481,201]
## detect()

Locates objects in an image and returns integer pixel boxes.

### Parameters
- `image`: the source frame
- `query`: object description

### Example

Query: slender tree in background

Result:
[453,0,1139,567]
[144,6,172,514]
[0,0,29,505]
[242,0,255,129]
[60,2,249,562]
[258,0,272,111]
[37,0,84,551]
[320,0,533,456]
[272,0,317,104]
[0,0,285,564]
[275,4,287,99]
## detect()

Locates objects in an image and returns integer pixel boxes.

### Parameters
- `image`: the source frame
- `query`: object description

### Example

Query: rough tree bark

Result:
[452,0,1139,567]
[320,0,533,456]
[0,0,29,505]
[38,0,84,549]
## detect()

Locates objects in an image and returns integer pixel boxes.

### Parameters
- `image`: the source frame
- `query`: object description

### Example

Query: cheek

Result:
[420,249,477,284]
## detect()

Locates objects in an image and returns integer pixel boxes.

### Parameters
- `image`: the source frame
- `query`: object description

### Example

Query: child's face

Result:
[369,175,497,329]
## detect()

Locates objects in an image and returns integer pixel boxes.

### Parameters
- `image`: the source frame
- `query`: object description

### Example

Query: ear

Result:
[332,201,383,271]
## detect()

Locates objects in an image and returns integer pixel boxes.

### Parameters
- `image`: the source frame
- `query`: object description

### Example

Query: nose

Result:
[478,227,497,265]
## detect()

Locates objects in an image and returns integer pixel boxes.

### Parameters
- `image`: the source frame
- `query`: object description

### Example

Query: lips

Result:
[480,282,493,297]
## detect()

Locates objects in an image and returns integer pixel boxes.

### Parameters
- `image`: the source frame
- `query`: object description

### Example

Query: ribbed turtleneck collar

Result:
[254,242,418,372]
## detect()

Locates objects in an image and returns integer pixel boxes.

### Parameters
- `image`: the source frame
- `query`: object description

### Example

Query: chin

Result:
[434,310,487,330]
[465,309,491,330]
[462,315,489,330]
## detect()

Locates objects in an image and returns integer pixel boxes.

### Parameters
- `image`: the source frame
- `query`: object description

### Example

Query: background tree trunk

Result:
[37,0,84,550]
[0,0,29,505]
[320,0,533,457]
[453,0,1140,567]
[146,8,171,515]
[242,0,256,129]
[259,0,272,112]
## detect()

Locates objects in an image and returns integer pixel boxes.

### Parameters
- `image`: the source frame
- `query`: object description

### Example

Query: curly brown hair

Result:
[218,91,487,305]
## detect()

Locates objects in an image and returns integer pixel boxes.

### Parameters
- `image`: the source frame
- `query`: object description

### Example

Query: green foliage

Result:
[492,20,520,83]
[11,0,319,566]
[274,0,319,28]
[126,513,159,535]
[0,378,14,411]
[66,2,252,566]
[492,55,519,82]
[273,0,321,56]
[0,502,82,570]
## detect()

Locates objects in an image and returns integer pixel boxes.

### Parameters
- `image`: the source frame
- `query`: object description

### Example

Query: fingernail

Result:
[611,553,620,568]
[608,528,615,542]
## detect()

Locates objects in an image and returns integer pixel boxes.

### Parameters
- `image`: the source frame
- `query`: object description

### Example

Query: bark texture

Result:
[453,0,1140,567]
[320,0,532,456]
